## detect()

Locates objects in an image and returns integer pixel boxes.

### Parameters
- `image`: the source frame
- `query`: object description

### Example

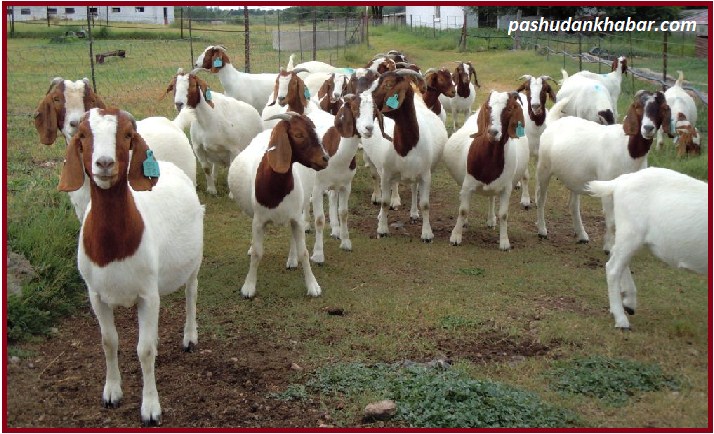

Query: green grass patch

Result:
[299,362,580,428]
[546,356,679,406]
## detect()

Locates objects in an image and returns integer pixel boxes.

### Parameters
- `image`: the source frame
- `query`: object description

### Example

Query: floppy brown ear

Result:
[34,94,59,145]
[545,82,557,103]
[128,132,158,191]
[83,79,106,110]
[507,95,525,139]
[194,76,214,109]
[471,94,491,139]
[267,121,293,174]
[516,80,529,93]
[58,135,85,191]
[335,102,355,138]
[297,76,308,108]
[469,64,480,87]
[159,76,177,102]
[661,103,674,138]
[622,102,640,136]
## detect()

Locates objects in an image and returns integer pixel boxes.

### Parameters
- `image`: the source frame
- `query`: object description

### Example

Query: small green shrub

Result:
[302,362,580,428]
[546,356,679,406]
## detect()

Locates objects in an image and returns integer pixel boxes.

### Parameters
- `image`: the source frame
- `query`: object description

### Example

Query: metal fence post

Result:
[578,33,582,71]
[662,31,668,90]
[277,9,281,69]
[244,6,250,73]
[10,6,15,38]
[188,7,193,66]
[180,7,183,39]
[312,9,317,61]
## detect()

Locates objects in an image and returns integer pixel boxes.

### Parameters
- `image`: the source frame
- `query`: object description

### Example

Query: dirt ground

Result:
[6,193,603,429]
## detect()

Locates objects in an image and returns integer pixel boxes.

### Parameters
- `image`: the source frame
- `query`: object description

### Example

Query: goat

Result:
[536,90,673,252]
[314,72,350,116]
[33,77,107,220]
[422,68,456,125]
[57,108,204,426]
[656,70,701,156]
[515,74,558,208]
[566,56,628,119]
[227,112,329,298]
[586,167,707,330]
[308,93,376,264]
[439,61,480,130]
[194,45,278,114]
[556,72,615,125]
[165,68,263,195]
[366,69,448,242]
[444,91,529,250]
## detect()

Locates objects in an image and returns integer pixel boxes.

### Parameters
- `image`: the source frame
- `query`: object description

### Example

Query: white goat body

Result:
[586,167,707,329]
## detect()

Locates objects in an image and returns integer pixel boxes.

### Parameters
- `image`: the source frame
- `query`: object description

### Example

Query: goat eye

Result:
[53,97,61,102]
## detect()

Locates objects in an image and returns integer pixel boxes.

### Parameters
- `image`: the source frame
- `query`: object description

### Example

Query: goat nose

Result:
[95,157,115,170]
[175,102,184,111]
[531,103,541,110]
[488,128,499,136]
[643,125,655,133]
[69,120,79,128]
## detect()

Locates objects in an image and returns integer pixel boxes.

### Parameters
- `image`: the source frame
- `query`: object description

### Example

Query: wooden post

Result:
[86,7,97,93]
[10,6,15,37]
[513,9,522,50]
[46,6,50,27]
[277,9,281,69]
[188,7,193,66]
[244,6,250,72]
[460,7,467,51]
[662,31,668,90]
[180,7,183,39]
[312,9,317,61]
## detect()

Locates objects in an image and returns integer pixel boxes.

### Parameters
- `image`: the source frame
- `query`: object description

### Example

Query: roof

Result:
[679,9,708,24]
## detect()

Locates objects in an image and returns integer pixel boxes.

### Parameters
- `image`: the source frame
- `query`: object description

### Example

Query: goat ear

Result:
[661,103,675,138]
[516,80,529,93]
[471,94,491,139]
[374,108,392,142]
[297,77,308,108]
[128,132,158,191]
[507,97,525,139]
[622,102,640,136]
[34,94,59,145]
[469,65,480,87]
[196,77,215,109]
[545,82,557,103]
[335,103,355,138]
[58,135,85,192]
[159,76,176,101]
[267,121,293,174]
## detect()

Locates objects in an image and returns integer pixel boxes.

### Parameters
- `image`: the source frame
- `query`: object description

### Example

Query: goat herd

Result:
[32,46,707,426]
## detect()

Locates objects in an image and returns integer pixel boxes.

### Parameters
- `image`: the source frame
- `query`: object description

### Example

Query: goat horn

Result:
[518,74,533,81]
[540,75,554,82]
[424,68,438,76]
[265,112,297,122]
[189,67,209,76]
[395,69,423,78]
[291,67,310,75]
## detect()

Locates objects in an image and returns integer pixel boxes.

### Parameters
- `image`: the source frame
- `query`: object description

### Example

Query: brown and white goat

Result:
[58,108,204,426]
[365,69,448,242]
[423,68,456,125]
[228,112,329,298]
[444,91,529,250]
[537,90,673,252]
[315,72,349,115]
[439,61,480,130]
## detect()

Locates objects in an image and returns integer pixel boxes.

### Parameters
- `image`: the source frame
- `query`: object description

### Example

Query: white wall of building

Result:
[7,6,174,25]
[404,6,477,29]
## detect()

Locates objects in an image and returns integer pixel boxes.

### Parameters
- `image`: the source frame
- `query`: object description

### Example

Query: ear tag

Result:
[386,93,400,109]
[213,57,223,68]
[594,84,601,91]
[143,149,160,178]
[343,67,355,75]
[670,119,675,133]
[516,121,525,137]
[205,88,212,102]
[304,88,311,100]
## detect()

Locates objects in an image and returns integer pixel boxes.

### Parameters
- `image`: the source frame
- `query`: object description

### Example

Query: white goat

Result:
[536,90,673,252]
[444,91,529,250]
[439,61,480,130]
[515,74,558,208]
[586,167,707,330]
[565,56,628,119]
[194,45,278,114]
[167,68,263,195]
[227,112,329,298]
[306,93,376,264]
[365,69,448,242]
[57,108,204,426]
[656,70,701,154]
[556,72,615,125]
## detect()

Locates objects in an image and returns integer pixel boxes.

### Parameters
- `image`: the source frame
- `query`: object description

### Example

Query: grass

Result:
[5,21,710,428]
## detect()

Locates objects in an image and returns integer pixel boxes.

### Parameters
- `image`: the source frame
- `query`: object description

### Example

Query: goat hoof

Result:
[523,205,531,210]
[421,238,433,244]
[624,307,635,316]
[183,342,196,353]
[102,398,122,409]
[141,415,162,427]
[286,265,298,270]
[377,233,388,239]
[577,239,589,244]
[537,234,548,240]
[617,326,632,332]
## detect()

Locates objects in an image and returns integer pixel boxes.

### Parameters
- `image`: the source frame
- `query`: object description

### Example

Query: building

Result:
[403,6,477,30]
[6,6,174,25]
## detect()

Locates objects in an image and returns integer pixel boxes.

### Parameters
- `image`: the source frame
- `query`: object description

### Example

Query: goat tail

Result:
[675,70,684,87]
[287,54,295,71]
[558,68,569,86]
[545,96,571,126]
[585,179,617,198]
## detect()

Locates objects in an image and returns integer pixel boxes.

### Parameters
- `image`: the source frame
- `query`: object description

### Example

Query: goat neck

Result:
[422,86,443,115]
[254,156,295,209]
[378,79,419,157]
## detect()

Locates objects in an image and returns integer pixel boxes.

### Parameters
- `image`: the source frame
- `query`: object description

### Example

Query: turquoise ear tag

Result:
[205,88,212,102]
[386,93,399,109]
[304,88,311,99]
[516,121,525,137]
[143,150,160,178]
[670,119,676,133]
[213,57,223,68]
